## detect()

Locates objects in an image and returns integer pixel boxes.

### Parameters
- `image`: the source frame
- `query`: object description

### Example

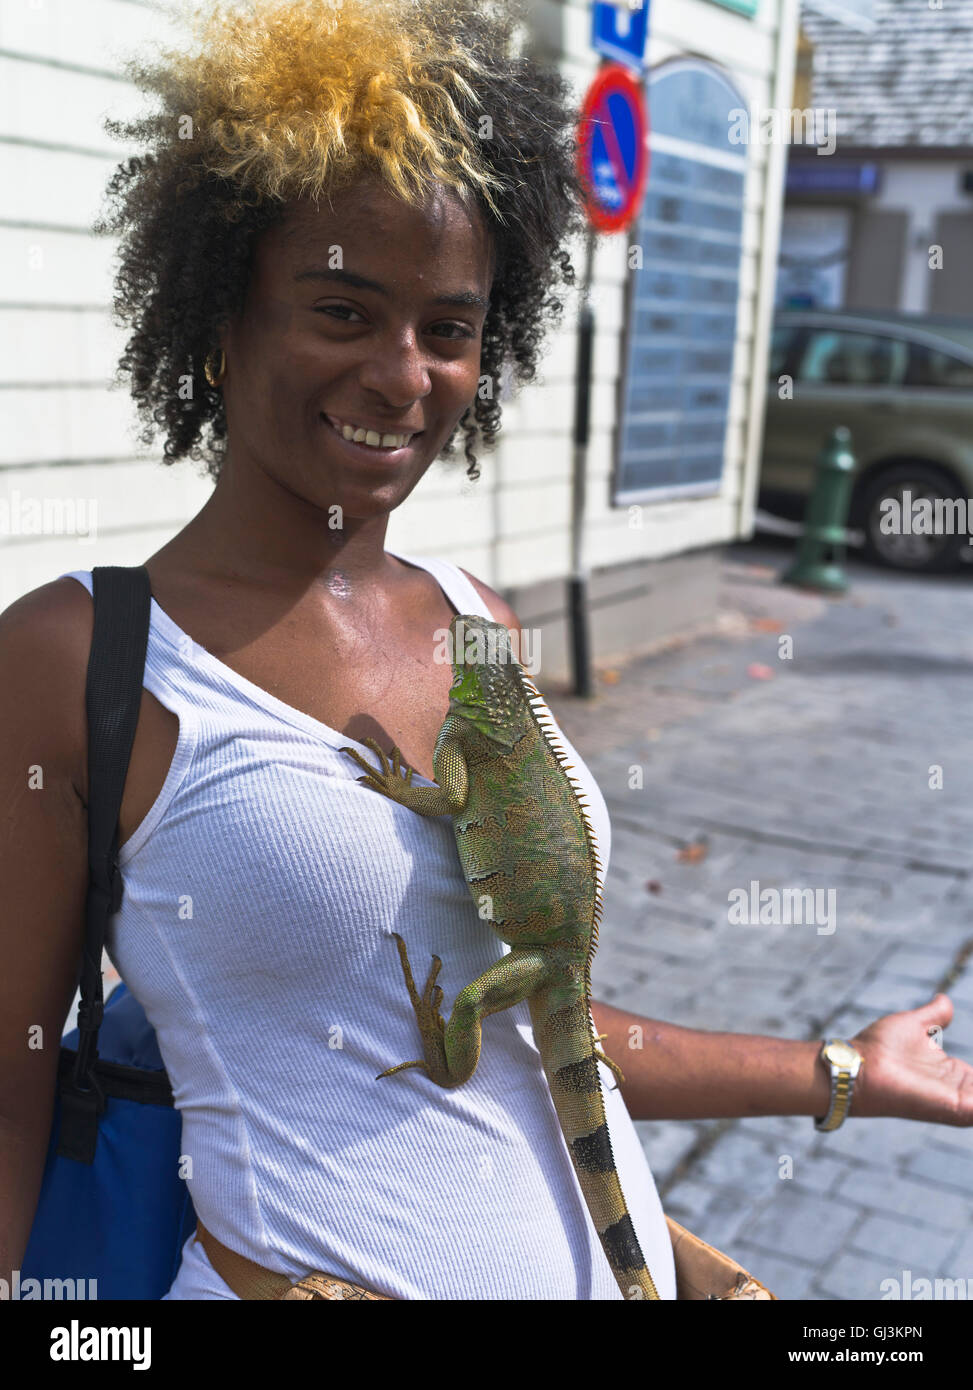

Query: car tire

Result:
[859,462,966,573]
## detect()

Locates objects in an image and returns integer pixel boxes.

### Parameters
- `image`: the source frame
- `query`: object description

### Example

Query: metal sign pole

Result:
[570,40,650,698]
[569,226,597,699]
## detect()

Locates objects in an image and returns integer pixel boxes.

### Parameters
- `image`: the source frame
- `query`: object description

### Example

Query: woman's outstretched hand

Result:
[851,993,973,1126]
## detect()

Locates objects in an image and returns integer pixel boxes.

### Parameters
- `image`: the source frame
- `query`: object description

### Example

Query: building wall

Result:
[0,0,215,609]
[875,162,973,315]
[780,159,973,316]
[0,0,798,643]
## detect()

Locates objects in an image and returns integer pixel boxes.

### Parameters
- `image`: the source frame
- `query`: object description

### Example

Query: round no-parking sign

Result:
[576,63,650,234]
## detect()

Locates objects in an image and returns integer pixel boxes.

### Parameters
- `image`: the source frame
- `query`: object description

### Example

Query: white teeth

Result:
[333,418,410,449]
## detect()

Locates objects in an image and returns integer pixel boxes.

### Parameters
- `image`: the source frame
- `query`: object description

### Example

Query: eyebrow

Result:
[293,266,489,310]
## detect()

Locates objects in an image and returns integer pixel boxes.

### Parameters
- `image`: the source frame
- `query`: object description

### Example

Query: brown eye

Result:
[432,322,476,340]
[315,306,362,320]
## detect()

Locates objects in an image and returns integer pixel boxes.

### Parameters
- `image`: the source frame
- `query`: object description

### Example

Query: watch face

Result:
[824,1040,860,1068]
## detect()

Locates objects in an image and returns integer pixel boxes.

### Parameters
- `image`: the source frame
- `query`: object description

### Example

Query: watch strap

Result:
[814,1039,861,1133]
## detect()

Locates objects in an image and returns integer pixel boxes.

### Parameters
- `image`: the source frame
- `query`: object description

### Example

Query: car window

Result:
[796,330,908,386]
[907,343,973,389]
[768,324,800,379]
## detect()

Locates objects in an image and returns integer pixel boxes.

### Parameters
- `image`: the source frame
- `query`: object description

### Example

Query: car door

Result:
[763,325,909,504]
[901,341,973,487]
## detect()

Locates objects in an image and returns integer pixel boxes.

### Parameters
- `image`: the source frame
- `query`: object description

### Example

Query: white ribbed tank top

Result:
[61,551,676,1301]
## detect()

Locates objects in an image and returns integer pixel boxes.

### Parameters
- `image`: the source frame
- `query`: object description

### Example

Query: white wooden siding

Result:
[0,0,211,608]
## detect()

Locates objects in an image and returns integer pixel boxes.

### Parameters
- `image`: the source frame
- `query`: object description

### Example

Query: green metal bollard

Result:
[781,426,856,593]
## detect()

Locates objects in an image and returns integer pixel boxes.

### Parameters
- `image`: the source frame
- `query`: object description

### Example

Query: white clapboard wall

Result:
[0,0,216,607]
[0,0,797,609]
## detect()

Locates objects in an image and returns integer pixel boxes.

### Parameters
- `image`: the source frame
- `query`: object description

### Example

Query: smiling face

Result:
[219,176,494,519]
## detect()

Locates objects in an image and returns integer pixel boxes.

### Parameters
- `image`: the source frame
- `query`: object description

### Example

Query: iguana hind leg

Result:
[379,932,550,1089]
[592,1032,626,1088]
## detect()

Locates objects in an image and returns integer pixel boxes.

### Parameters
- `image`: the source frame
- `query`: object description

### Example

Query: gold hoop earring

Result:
[204,347,226,388]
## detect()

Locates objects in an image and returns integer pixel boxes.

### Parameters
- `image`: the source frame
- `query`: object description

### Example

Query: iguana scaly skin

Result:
[339,614,659,1301]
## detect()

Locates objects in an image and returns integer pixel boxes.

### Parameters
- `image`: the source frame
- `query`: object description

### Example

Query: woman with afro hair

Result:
[3,0,967,1302]
[6,0,684,1302]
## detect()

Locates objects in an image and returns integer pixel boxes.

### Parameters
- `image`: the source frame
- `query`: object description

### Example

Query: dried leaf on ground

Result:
[677,839,708,864]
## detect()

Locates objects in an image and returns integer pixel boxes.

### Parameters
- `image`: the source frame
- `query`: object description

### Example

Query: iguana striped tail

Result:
[528,984,661,1300]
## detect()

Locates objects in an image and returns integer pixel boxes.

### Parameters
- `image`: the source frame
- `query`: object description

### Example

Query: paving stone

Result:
[634,1120,705,1184]
[944,969,973,1009]
[744,1187,862,1266]
[903,1141,973,1195]
[812,1116,938,1167]
[812,1250,914,1302]
[687,1185,761,1250]
[660,1178,718,1228]
[737,1112,817,1145]
[820,1005,890,1039]
[781,1154,854,1196]
[935,1009,973,1049]
[850,1214,956,1268]
[833,1168,972,1229]
[694,1128,783,1190]
[853,973,941,1015]
[882,943,961,986]
[945,1223,973,1273]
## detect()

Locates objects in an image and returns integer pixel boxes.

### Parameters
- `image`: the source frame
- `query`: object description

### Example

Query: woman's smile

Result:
[319,411,426,467]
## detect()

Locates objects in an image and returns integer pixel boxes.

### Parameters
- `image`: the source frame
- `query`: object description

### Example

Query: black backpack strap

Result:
[57,565,151,1161]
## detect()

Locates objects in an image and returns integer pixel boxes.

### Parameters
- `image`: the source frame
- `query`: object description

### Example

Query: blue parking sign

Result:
[591,1,650,70]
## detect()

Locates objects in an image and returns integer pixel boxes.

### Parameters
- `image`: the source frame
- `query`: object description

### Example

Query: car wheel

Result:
[859,464,966,572]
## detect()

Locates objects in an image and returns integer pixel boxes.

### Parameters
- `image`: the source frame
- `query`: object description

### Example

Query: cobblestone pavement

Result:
[549,541,973,1302]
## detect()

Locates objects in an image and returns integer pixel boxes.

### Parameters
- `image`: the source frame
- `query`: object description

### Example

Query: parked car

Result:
[760,308,973,571]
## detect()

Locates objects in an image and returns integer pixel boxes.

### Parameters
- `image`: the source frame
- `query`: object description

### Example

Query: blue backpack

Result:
[21,566,196,1300]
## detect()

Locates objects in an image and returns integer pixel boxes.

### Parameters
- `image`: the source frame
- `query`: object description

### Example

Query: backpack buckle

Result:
[56,1069,106,1164]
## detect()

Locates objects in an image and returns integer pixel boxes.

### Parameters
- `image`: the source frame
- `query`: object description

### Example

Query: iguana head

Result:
[446,614,539,748]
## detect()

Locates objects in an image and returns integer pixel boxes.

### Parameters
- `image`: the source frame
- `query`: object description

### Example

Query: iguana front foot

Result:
[339,736,417,803]
[593,1032,626,1088]
[376,933,451,1085]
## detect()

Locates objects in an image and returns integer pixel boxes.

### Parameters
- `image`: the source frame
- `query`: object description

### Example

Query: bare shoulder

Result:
[0,573,94,667]
[457,567,524,641]
[0,576,93,795]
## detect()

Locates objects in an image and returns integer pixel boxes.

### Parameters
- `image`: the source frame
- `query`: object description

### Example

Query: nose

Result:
[356,326,432,406]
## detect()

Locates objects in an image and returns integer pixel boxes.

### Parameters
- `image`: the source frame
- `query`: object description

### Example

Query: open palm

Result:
[851,993,973,1126]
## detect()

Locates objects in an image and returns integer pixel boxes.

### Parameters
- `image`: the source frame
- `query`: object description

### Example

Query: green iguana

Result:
[339,613,659,1301]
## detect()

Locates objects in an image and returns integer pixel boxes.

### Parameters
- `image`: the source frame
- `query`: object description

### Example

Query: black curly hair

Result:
[94,0,589,483]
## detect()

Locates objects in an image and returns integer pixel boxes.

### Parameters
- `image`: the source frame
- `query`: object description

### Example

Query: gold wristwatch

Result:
[814,1038,864,1132]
